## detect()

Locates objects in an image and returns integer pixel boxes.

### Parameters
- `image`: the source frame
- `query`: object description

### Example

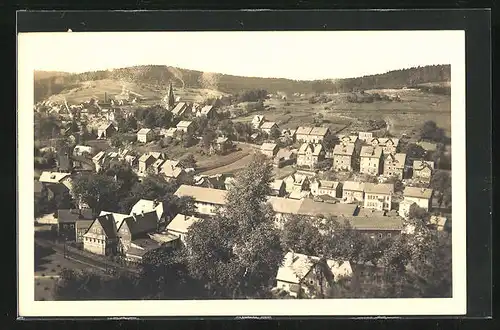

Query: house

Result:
[363,183,394,211]
[295,126,313,142]
[398,200,418,219]
[274,149,296,168]
[383,153,407,179]
[429,215,448,231]
[338,134,360,147]
[412,160,435,182]
[166,213,203,244]
[92,151,106,173]
[358,131,373,142]
[260,143,279,158]
[210,136,233,154]
[275,251,353,298]
[252,115,265,129]
[359,146,383,175]
[224,176,237,190]
[83,214,118,256]
[370,137,400,154]
[76,218,94,244]
[39,171,73,193]
[164,127,178,138]
[297,199,358,218]
[342,181,365,203]
[176,121,194,133]
[308,127,330,144]
[297,143,325,169]
[150,158,166,175]
[117,211,159,255]
[171,102,189,117]
[346,209,404,238]
[269,179,286,197]
[138,152,160,175]
[160,160,187,182]
[250,132,261,142]
[56,208,94,241]
[260,121,279,134]
[402,187,434,211]
[417,141,438,152]
[73,145,93,157]
[288,190,311,200]
[124,155,138,168]
[124,238,162,262]
[266,197,304,228]
[281,128,297,142]
[283,173,310,194]
[96,122,116,140]
[332,143,355,171]
[197,105,216,118]
[174,185,228,216]
[310,179,342,198]
[137,128,155,143]
[130,199,165,223]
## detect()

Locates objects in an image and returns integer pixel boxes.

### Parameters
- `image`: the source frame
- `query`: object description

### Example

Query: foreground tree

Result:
[72,173,121,213]
[281,215,323,256]
[185,153,284,298]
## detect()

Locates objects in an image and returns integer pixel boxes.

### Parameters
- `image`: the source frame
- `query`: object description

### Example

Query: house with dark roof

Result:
[57,208,95,241]
[117,211,159,255]
[83,214,119,256]
[96,122,116,140]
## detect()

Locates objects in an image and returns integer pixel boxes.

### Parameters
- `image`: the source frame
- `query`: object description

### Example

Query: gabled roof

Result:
[85,214,118,239]
[176,120,193,128]
[343,181,365,192]
[338,134,358,144]
[200,105,214,115]
[413,160,435,171]
[384,153,406,169]
[139,153,156,163]
[161,163,185,179]
[92,151,106,162]
[333,143,355,156]
[274,149,294,160]
[270,179,284,191]
[309,127,329,136]
[284,173,308,185]
[289,190,310,200]
[215,136,229,144]
[39,171,71,184]
[252,115,265,123]
[297,199,358,217]
[171,102,187,115]
[296,126,313,135]
[261,142,278,151]
[130,199,164,221]
[266,196,303,214]
[98,122,115,131]
[312,180,339,190]
[99,211,131,231]
[166,213,202,235]
[57,208,94,223]
[137,128,152,135]
[417,141,438,151]
[260,122,278,129]
[360,146,383,158]
[120,210,158,236]
[345,214,403,231]
[174,185,228,205]
[298,143,323,156]
[152,158,165,169]
[403,187,433,199]
[363,183,394,195]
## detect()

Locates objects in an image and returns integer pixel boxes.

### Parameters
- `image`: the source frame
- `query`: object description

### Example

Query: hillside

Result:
[34,71,71,81]
[34,64,450,102]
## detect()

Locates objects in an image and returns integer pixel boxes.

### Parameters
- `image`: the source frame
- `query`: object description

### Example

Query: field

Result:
[47,79,228,105]
[234,88,451,137]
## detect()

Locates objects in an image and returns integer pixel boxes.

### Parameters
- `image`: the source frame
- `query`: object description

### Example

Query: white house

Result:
[137,128,155,143]
[402,187,434,211]
[174,185,228,216]
[166,213,202,244]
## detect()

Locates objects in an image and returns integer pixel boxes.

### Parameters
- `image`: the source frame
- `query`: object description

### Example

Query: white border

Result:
[17,31,466,317]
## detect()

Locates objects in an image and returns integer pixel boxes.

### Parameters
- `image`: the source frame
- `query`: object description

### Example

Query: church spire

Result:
[167,82,175,109]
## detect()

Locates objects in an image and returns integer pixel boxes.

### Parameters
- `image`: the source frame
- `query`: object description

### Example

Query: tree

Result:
[182,133,197,148]
[72,173,121,213]
[52,189,73,210]
[318,217,365,264]
[144,111,157,128]
[420,121,446,143]
[185,154,284,298]
[322,134,339,150]
[178,153,197,169]
[313,113,324,126]
[126,116,138,131]
[218,119,234,138]
[104,161,139,198]
[281,215,323,256]
[404,143,426,160]
[202,129,217,149]
[269,126,281,141]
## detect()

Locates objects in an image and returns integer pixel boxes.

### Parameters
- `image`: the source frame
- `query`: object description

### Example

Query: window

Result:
[387,233,392,237]
[378,233,383,238]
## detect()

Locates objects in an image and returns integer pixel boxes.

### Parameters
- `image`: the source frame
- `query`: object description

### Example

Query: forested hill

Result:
[34,64,450,102]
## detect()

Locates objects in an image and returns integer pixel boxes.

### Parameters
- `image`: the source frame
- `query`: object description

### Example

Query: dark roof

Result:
[96,214,118,239]
[45,183,69,195]
[120,210,158,236]
[57,209,95,223]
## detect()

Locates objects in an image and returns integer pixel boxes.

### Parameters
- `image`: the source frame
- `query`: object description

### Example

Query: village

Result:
[34,78,452,300]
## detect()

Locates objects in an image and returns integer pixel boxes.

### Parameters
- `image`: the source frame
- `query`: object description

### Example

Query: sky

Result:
[19,31,462,80]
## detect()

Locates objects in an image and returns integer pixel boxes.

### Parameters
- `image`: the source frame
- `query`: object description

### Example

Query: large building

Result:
[402,187,434,211]
[332,143,355,171]
[359,146,383,176]
[363,183,394,211]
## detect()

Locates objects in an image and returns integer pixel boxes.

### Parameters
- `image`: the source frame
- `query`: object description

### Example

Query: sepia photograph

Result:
[18,29,467,317]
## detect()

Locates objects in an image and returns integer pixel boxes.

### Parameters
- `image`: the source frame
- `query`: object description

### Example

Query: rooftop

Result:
[309,127,329,136]
[333,143,355,156]
[261,142,278,151]
[297,199,358,217]
[343,181,365,192]
[57,208,94,223]
[260,122,278,129]
[360,146,383,158]
[137,128,152,135]
[296,126,313,135]
[364,183,394,195]
[403,187,434,199]
[176,120,193,128]
[266,196,303,214]
[39,171,71,184]
[413,160,435,171]
[384,153,407,168]
[174,185,228,205]
[166,213,203,235]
